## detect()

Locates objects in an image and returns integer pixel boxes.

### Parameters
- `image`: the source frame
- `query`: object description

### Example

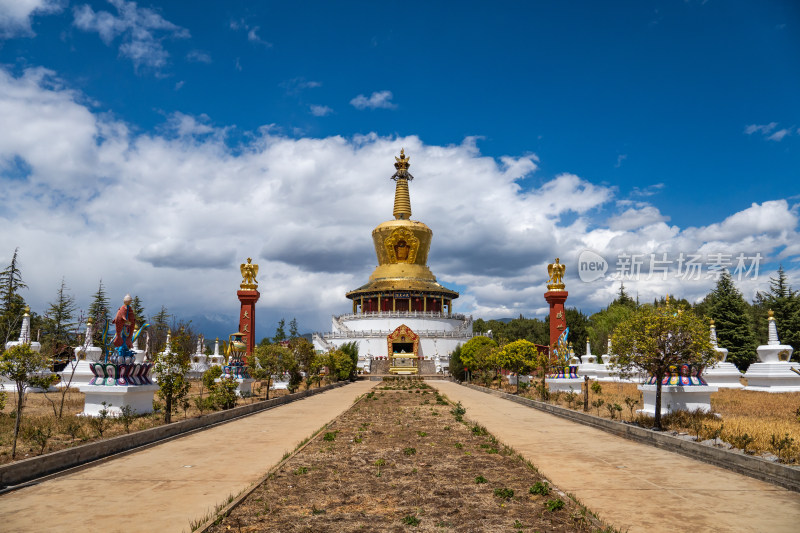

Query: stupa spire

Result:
[391,148,414,220]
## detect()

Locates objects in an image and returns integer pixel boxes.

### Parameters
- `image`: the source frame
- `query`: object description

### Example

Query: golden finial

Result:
[23,306,30,316]
[768,309,775,320]
[394,148,410,173]
[546,258,566,291]
[665,294,670,306]
[87,317,94,325]
[709,318,715,326]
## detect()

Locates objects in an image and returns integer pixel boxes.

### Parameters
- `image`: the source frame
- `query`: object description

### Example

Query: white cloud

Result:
[186,49,212,63]
[350,90,397,110]
[0,66,797,340]
[0,0,64,38]
[73,0,189,70]
[309,104,333,117]
[767,128,791,142]
[615,154,626,168]
[280,77,322,95]
[744,123,777,135]
[230,18,271,47]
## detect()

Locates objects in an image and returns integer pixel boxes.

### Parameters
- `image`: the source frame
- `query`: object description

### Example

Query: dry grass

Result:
[205,384,613,532]
[492,379,800,464]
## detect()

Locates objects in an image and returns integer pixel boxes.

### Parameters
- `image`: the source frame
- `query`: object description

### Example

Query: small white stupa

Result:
[744,311,800,392]
[59,318,104,389]
[2,306,51,391]
[702,320,744,389]
[594,338,616,382]
[188,334,209,379]
[578,340,601,379]
[208,337,225,366]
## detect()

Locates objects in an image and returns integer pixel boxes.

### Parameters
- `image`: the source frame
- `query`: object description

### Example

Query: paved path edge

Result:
[457,381,800,492]
[0,381,352,488]
[193,392,369,533]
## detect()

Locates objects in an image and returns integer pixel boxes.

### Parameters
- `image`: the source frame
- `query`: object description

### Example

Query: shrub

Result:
[493,487,514,499]
[403,447,417,456]
[202,366,223,390]
[401,515,420,526]
[591,381,602,395]
[546,498,565,511]
[529,481,550,495]
[210,377,239,410]
[323,431,338,442]
[475,475,487,484]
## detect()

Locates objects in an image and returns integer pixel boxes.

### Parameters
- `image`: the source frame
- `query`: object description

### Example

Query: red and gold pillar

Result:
[237,289,260,361]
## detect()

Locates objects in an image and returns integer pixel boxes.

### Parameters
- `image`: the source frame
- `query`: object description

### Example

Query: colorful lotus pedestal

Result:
[744,312,800,392]
[216,332,254,396]
[80,362,158,416]
[80,295,157,417]
[638,364,717,416]
[545,365,583,393]
[702,320,744,389]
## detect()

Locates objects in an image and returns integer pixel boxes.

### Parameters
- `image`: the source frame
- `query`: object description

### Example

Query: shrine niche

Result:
[387,324,420,375]
[384,227,419,264]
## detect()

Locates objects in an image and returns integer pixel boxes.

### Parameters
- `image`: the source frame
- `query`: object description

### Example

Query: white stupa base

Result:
[743,362,800,392]
[272,378,290,390]
[216,377,254,397]
[592,365,617,382]
[508,374,531,385]
[58,360,99,389]
[546,377,583,393]
[577,363,602,380]
[187,364,210,380]
[637,384,718,416]
[79,383,158,417]
[703,363,744,389]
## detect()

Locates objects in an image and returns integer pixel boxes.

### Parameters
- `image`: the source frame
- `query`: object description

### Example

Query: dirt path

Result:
[0,381,376,533]
[433,380,800,533]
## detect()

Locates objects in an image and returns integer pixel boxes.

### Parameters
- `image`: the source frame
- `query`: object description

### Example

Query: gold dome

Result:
[346,151,458,305]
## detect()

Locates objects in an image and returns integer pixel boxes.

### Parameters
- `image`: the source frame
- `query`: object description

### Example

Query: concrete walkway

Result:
[0,381,376,533]
[433,381,800,533]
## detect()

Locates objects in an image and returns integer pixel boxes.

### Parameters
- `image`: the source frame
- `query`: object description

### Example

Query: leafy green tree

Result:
[273,318,287,343]
[460,336,498,373]
[253,343,294,399]
[708,271,757,370]
[326,349,354,381]
[289,317,299,339]
[153,329,191,423]
[754,266,800,359]
[0,248,28,345]
[290,337,316,375]
[611,304,715,430]
[497,339,539,393]
[0,344,57,458]
[339,341,359,380]
[449,344,464,380]
[588,302,635,355]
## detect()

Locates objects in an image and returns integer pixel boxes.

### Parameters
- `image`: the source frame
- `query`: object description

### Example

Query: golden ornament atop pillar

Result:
[391,148,414,220]
[240,258,259,290]
[546,257,566,291]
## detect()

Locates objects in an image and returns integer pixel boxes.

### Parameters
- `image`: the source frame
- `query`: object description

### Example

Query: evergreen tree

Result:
[131,296,146,326]
[289,317,299,339]
[612,282,636,308]
[151,306,171,353]
[43,277,78,353]
[0,248,28,344]
[273,318,287,343]
[754,266,800,359]
[88,279,110,327]
[708,271,757,370]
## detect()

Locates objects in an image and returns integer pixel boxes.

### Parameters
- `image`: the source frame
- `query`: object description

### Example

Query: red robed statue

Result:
[112,294,136,348]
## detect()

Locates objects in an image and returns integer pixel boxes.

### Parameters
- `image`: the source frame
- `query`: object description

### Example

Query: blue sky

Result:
[0,1,798,341]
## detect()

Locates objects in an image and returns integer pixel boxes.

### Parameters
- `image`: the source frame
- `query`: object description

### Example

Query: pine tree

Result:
[289,317,299,339]
[131,296,146,326]
[613,283,636,308]
[151,306,171,353]
[0,248,28,344]
[709,271,757,370]
[43,277,78,352]
[88,279,110,327]
[754,266,800,358]
[273,318,287,343]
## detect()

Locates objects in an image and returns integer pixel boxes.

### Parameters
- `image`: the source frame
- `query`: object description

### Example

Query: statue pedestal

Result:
[80,383,158,417]
[543,290,568,349]
[703,362,744,389]
[59,360,98,389]
[637,384,717,416]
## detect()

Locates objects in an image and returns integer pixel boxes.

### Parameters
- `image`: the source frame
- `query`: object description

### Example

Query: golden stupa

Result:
[346,149,459,314]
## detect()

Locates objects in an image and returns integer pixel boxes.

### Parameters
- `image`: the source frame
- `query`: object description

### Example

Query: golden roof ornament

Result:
[240,257,259,290]
[391,148,414,220]
[546,258,566,291]
[768,309,775,320]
